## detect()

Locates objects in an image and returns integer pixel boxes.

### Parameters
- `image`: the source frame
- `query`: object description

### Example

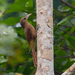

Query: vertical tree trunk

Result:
[35,0,54,75]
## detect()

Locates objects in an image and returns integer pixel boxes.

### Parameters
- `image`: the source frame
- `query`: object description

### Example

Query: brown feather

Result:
[20,15,37,67]
[32,48,37,67]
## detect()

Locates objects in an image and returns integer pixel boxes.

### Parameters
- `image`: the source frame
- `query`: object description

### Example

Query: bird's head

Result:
[20,13,32,29]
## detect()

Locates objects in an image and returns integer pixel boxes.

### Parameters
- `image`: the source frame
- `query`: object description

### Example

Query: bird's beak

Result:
[27,13,32,19]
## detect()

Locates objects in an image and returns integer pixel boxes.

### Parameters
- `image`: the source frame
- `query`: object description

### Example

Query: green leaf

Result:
[26,0,33,7]
[72,0,75,6]
[71,19,75,26]
[2,72,16,75]
[0,17,21,25]
[5,9,27,14]
[71,58,75,61]
[61,34,70,44]
[9,4,26,11]
[67,38,75,48]
[17,62,28,73]
[57,14,74,25]
[14,0,29,4]
[71,26,75,33]
[5,0,32,14]
[0,59,8,63]
[62,7,71,12]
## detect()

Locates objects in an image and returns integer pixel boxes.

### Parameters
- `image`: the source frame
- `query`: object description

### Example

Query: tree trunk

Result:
[35,0,54,75]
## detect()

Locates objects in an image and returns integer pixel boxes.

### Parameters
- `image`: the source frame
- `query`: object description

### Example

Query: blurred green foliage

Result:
[54,0,75,74]
[0,0,36,75]
[0,0,7,12]
[0,0,75,75]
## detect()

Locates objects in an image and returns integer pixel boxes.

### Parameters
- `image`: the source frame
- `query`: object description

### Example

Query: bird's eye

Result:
[24,18,26,20]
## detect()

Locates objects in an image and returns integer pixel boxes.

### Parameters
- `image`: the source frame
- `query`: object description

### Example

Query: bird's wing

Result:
[25,27,32,44]
[25,27,36,43]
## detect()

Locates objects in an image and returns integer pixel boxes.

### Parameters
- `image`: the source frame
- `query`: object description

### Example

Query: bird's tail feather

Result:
[32,48,37,67]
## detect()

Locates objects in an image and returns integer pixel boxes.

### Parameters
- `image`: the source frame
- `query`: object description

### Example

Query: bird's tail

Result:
[32,48,37,67]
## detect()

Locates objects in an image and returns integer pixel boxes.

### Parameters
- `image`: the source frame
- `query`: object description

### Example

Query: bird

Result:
[20,13,37,67]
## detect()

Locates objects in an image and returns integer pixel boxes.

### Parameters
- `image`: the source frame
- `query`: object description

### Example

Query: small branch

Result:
[55,68,63,73]
[60,25,72,28]
[71,41,75,46]
[54,25,75,36]
[14,63,24,72]
[58,44,75,51]
[55,55,75,59]
[54,23,72,28]
[60,0,74,8]
[55,60,66,69]
[55,43,75,51]
[69,20,74,26]
[60,47,71,55]
[62,63,75,75]
[55,71,62,75]
[60,45,75,51]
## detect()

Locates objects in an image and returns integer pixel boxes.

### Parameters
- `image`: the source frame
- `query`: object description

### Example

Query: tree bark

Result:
[62,63,75,75]
[35,0,54,75]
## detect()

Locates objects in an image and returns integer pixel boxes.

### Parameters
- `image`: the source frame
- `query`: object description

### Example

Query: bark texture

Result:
[35,0,54,75]
[62,63,75,75]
